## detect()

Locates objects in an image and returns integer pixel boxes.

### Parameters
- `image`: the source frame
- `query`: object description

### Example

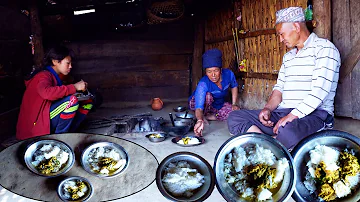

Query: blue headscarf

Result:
[202,49,222,69]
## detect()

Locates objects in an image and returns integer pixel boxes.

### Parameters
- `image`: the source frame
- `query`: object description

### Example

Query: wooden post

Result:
[313,0,331,39]
[191,19,205,92]
[29,0,44,68]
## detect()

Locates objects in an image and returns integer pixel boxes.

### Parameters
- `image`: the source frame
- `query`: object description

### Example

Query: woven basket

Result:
[147,0,184,25]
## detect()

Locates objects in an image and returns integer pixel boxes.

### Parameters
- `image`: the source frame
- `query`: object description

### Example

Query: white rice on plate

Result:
[63,179,88,200]
[224,144,289,201]
[162,161,205,197]
[304,145,360,201]
[87,146,126,175]
[31,144,69,173]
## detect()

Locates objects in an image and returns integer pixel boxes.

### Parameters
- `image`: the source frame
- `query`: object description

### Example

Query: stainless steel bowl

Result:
[214,133,296,202]
[24,139,75,177]
[173,106,187,112]
[156,152,215,202]
[57,176,93,202]
[291,130,360,202]
[146,132,167,143]
[81,142,129,178]
[175,112,194,119]
[174,118,194,127]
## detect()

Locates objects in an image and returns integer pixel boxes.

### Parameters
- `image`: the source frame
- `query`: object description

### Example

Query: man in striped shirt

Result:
[227,7,341,149]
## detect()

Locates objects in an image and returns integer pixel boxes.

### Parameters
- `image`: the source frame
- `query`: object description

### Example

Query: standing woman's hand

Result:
[194,120,204,137]
[74,80,87,92]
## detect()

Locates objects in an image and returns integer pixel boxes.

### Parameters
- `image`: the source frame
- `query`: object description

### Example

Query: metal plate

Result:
[156,152,215,202]
[172,136,205,147]
[24,139,75,177]
[291,130,360,202]
[214,133,296,202]
[146,132,167,143]
[57,176,93,202]
[80,142,129,178]
[74,93,93,101]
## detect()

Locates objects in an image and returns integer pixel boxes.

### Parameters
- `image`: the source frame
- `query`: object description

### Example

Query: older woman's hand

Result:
[232,104,240,111]
[194,120,204,137]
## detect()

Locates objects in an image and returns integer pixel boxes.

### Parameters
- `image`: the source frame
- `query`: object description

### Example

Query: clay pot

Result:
[151,97,163,111]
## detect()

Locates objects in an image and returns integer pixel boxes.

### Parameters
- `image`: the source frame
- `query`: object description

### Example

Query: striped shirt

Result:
[273,33,341,118]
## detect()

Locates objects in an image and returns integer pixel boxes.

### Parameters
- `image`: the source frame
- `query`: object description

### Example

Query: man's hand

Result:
[259,108,274,127]
[273,113,298,134]
[194,120,204,137]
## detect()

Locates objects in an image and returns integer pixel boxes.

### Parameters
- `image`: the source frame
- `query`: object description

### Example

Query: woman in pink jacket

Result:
[16,46,92,140]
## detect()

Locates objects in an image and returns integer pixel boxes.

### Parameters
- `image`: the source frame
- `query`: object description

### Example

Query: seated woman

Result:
[189,48,240,136]
[16,46,93,140]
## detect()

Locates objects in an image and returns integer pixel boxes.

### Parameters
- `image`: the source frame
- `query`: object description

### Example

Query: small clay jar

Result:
[151,98,163,111]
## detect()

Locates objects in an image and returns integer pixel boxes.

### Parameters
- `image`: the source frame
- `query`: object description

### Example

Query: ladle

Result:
[169,113,175,127]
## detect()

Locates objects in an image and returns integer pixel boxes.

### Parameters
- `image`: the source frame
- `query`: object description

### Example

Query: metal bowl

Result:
[174,118,194,127]
[175,112,194,119]
[156,152,215,202]
[57,176,93,202]
[214,133,296,202]
[173,106,187,112]
[81,142,129,178]
[291,129,360,202]
[24,139,75,177]
[146,132,167,143]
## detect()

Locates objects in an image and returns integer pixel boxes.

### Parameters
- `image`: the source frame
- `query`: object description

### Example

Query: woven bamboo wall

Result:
[240,0,307,109]
[205,2,235,69]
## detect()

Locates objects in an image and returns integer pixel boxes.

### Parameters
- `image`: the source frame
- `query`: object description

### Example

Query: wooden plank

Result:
[191,19,204,92]
[205,28,277,44]
[339,39,360,83]
[66,40,193,58]
[350,0,360,119]
[99,86,189,102]
[313,0,332,39]
[77,70,189,89]
[235,72,278,80]
[333,0,352,117]
[72,55,190,74]
[29,0,44,68]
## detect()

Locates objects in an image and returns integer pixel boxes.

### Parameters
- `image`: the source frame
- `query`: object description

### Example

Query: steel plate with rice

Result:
[156,152,215,202]
[291,130,360,202]
[24,139,75,177]
[81,142,129,178]
[214,133,296,202]
[57,176,93,202]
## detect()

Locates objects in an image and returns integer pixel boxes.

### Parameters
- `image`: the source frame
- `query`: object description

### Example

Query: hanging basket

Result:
[147,0,184,25]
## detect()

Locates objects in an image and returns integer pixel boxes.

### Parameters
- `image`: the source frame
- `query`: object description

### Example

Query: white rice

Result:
[177,137,200,145]
[63,180,88,199]
[31,144,69,168]
[224,144,289,201]
[162,161,205,197]
[87,146,126,175]
[304,145,360,199]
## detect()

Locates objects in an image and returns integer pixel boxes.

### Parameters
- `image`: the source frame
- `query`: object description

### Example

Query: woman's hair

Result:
[43,45,75,67]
